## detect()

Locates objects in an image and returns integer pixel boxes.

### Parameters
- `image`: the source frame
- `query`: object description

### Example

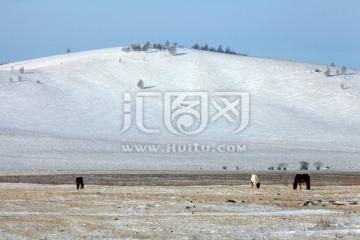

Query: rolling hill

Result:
[0,47,359,171]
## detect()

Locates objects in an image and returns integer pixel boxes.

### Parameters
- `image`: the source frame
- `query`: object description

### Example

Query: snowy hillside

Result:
[0,47,359,171]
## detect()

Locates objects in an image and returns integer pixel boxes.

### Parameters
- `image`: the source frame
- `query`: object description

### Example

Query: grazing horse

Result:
[75,177,84,189]
[250,174,261,189]
[293,174,310,190]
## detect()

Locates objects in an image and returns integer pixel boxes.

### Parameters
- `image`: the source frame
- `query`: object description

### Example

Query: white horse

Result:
[250,174,260,189]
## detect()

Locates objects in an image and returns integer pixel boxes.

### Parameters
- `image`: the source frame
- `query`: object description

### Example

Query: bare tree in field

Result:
[225,46,232,54]
[143,41,151,51]
[122,46,130,52]
[282,163,288,170]
[277,163,288,170]
[299,161,309,171]
[168,46,176,55]
[313,161,323,170]
[192,43,200,50]
[324,67,331,77]
[341,66,347,75]
[217,45,224,53]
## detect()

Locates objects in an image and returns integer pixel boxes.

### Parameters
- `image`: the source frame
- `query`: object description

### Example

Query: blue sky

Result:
[1,0,359,68]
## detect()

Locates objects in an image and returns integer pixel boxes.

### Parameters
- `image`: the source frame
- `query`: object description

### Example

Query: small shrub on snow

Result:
[137,80,144,89]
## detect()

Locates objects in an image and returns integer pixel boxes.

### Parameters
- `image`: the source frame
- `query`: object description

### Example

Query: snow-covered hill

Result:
[0,47,359,171]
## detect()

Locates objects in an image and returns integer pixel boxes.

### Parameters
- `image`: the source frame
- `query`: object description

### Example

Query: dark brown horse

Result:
[75,177,84,189]
[293,174,310,190]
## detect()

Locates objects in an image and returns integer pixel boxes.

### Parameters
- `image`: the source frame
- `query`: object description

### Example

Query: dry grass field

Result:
[0,172,359,239]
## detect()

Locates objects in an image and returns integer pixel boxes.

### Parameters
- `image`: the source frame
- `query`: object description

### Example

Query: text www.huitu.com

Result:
[121,143,247,153]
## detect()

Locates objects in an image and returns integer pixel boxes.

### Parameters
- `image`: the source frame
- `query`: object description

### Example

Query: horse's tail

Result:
[306,175,311,190]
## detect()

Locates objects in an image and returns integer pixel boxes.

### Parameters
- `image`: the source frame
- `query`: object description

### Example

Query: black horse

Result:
[75,177,84,189]
[293,174,310,190]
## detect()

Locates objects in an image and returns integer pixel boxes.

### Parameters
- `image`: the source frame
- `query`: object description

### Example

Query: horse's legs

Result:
[81,183,84,189]
[76,183,80,189]
[251,181,253,188]
[299,183,302,190]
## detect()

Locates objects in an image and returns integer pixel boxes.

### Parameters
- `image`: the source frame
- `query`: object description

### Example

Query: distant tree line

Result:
[122,40,178,55]
[191,43,248,56]
[323,65,347,77]
[121,41,248,57]
[267,161,329,171]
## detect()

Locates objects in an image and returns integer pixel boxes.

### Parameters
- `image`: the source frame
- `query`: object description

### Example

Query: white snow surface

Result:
[0,47,359,171]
